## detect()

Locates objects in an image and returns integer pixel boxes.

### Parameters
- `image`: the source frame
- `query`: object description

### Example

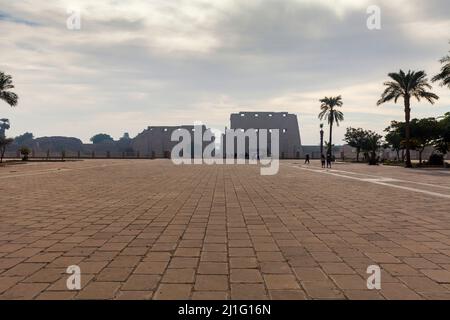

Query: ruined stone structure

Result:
[132,125,210,158]
[4,112,304,159]
[228,112,302,159]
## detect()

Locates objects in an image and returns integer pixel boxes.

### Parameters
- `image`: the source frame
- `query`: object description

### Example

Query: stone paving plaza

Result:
[1,159,450,300]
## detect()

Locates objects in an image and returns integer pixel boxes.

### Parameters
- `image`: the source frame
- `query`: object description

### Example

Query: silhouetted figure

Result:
[326,154,332,168]
[304,154,310,164]
[321,154,326,168]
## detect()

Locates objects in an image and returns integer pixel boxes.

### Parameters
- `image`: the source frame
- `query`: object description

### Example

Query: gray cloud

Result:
[1,0,449,144]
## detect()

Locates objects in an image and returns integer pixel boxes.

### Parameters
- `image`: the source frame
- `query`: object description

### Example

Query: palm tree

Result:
[432,46,450,88]
[318,96,344,157]
[0,71,18,107]
[377,70,439,168]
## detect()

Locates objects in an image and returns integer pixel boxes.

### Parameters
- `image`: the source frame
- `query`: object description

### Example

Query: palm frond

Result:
[414,91,439,104]
[432,63,450,88]
[432,46,450,87]
[0,71,18,107]
[318,109,328,120]
[0,72,15,91]
[333,110,344,126]
[0,91,18,107]
[318,95,344,126]
[378,69,438,105]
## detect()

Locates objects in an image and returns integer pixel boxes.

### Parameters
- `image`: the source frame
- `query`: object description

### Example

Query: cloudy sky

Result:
[1,0,449,144]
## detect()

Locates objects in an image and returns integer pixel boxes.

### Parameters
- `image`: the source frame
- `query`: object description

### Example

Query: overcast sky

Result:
[1,0,449,144]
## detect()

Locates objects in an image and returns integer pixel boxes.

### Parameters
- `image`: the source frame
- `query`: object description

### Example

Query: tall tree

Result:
[377,70,439,168]
[90,133,114,144]
[435,112,450,157]
[410,118,440,164]
[318,96,344,157]
[0,137,14,163]
[0,118,10,138]
[384,121,404,161]
[0,71,18,107]
[344,127,367,162]
[432,45,450,88]
[361,131,383,165]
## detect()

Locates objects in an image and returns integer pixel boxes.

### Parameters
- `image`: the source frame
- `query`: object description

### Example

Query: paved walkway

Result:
[0,160,450,300]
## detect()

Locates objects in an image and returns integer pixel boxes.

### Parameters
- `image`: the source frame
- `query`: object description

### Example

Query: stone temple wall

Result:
[132,125,212,158]
[3,113,303,159]
[228,112,303,159]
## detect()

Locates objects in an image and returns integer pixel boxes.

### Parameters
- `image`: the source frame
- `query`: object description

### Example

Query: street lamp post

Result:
[320,124,324,158]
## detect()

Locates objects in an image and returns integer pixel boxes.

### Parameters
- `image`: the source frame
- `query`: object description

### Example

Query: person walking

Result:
[326,153,332,168]
[321,154,326,168]
[304,154,310,164]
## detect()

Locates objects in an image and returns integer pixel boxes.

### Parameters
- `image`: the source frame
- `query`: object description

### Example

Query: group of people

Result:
[304,153,332,168]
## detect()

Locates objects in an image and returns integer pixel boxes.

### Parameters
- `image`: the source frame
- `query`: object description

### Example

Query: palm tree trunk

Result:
[370,151,376,165]
[404,96,412,168]
[320,130,324,156]
[328,123,333,157]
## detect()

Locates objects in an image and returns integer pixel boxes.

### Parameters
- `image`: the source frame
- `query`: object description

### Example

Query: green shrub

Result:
[428,154,444,166]
[19,146,31,161]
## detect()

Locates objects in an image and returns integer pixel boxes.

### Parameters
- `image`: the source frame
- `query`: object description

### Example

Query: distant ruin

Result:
[4,112,304,159]
[228,112,302,159]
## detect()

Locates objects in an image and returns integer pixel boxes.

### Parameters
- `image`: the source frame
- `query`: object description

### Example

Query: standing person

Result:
[321,154,326,168]
[304,154,310,164]
[326,153,332,168]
